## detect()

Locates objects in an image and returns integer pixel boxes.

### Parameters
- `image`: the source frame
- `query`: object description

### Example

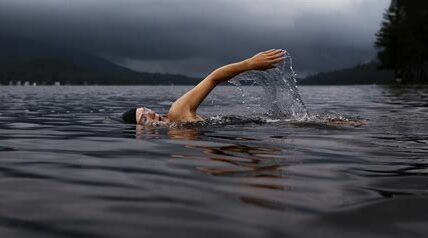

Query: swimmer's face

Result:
[136,107,168,125]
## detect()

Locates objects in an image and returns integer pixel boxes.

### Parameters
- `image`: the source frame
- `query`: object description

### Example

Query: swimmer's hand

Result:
[244,49,286,71]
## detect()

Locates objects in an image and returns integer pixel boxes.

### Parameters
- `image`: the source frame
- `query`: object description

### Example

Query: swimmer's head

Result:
[122,107,169,125]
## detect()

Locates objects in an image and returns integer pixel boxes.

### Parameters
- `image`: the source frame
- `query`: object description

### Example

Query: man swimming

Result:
[122,49,286,125]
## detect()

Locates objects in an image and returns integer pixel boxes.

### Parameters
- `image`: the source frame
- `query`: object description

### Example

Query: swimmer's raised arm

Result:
[167,49,286,122]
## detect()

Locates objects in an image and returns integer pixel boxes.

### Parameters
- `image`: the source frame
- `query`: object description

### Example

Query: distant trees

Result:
[376,0,428,83]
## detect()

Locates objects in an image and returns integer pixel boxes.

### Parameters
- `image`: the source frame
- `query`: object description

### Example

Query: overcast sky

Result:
[0,0,390,77]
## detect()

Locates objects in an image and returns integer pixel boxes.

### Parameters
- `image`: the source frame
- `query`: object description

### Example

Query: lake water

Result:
[0,85,427,238]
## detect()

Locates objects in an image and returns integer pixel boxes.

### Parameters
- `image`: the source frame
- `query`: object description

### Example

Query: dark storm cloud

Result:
[0,0,390,76]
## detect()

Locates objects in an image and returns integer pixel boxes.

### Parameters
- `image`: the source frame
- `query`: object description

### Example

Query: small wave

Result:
[183,114,366,128]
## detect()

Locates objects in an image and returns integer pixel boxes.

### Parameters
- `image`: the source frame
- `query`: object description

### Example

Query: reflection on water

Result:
[139,125,291,212]
[167,127,201,140]
[194,144,285,178]
[0,85,428,238]
[137,126,287,179]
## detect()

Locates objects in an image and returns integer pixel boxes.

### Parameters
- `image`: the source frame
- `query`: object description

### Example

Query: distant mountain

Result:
[0,35,199,85]
[0,34,136,74]
[299,62,395,85]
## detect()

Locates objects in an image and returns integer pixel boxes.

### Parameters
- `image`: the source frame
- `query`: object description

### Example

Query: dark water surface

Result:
[0,85,427,238]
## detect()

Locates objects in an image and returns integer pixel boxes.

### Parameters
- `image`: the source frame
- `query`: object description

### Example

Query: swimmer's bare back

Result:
[167,49,286,122]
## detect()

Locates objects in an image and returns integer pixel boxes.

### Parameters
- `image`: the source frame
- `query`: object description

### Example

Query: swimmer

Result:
[122,49,286,125]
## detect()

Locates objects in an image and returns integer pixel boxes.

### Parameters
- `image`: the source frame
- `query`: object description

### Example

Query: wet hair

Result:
[122,108,137,124]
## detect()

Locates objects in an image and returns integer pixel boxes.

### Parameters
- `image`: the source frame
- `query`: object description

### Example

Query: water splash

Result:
[230,52,308,120]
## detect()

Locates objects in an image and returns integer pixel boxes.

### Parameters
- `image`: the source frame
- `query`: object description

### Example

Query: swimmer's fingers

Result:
[266,49,286,56]
[263,57,286,70]
[246,49,286,70]
[263,49,277,54]
[268,50,286,59]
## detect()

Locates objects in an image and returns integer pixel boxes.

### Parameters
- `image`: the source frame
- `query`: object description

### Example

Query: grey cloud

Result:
[0,0,390,76]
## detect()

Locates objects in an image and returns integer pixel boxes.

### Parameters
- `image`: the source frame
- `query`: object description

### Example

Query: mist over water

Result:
[230,52,308,120]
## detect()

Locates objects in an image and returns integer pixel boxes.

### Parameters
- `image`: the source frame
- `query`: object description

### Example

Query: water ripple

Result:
[0,85,427,238]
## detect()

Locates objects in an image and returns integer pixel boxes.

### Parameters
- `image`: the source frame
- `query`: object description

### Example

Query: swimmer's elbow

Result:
[205,70,224,85]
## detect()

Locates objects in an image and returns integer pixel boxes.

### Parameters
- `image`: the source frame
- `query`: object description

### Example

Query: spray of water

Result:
[230,52,308,120]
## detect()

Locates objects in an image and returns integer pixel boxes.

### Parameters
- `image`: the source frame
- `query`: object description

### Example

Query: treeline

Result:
[376,0,428,83]
[299,62,394,85]
[0,58,200,85]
